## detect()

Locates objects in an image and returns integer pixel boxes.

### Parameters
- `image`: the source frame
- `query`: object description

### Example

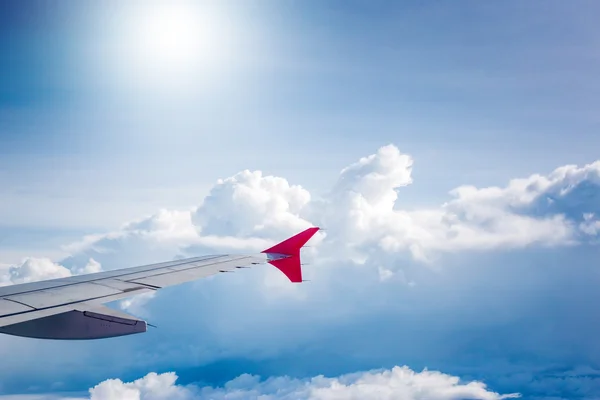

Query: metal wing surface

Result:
[0,227,319,340]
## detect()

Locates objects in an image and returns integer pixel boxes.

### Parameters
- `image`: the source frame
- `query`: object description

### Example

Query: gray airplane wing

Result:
[0,227,319,340]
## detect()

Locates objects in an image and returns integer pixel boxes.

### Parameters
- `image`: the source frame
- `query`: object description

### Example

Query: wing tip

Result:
[262,227,320,283]
[261,227,320,256]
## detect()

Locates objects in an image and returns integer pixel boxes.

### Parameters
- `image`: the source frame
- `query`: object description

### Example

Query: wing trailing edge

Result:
[261,227,320,283]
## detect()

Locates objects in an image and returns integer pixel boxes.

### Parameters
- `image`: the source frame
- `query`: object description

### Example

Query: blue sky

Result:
[1,1,600,399]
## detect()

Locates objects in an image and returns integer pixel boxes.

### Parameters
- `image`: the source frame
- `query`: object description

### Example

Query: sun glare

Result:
[136,7,202,66]
[113,1,233,89]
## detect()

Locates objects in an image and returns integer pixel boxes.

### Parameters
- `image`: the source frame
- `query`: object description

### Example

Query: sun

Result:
[136,6,201,66]
[118,1,231,83]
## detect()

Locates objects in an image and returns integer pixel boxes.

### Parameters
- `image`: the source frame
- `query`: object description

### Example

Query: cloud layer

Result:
[6,143,598,287]
[1,144,600,399]
[13,143,596,278]
[83,365,520,400]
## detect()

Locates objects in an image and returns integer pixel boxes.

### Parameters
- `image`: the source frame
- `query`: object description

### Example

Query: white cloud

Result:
[378,266,394,282]
[89,372,191,400]
[121,209,199,244]
[450,161,600,209]
[119,292,156,316]
[335,144,413,208]
[5,258,71,284]
[73,258,103,275]
[580,213,600,236]
[192,169,313,238]
[83,366,519,400]
[0,257,102,287]
[63,209,199,257]
[316,145,592,263]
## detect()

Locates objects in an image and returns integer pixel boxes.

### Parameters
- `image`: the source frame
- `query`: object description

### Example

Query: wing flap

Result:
[74,304,143,324]
[0,288,153,328]
[0,306,146,340]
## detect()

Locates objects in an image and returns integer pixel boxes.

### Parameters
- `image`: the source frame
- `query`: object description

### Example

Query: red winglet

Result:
[261,227,320,283]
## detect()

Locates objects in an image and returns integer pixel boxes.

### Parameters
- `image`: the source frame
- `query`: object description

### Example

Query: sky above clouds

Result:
[1,1,600,399]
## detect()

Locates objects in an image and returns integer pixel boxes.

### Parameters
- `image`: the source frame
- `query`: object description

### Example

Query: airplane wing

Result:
[0,227,319,340]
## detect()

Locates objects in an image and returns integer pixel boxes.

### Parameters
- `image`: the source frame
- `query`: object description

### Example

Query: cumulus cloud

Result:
[73,258,102,275]
[315,145,595,263]
[192,169,313,238]
[83,366,518,400]
[0,257,102,286]
[7,258,71,284]
[88,372,191,400]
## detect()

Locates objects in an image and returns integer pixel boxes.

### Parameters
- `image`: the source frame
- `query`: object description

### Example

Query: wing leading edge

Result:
[0,227,319,340]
